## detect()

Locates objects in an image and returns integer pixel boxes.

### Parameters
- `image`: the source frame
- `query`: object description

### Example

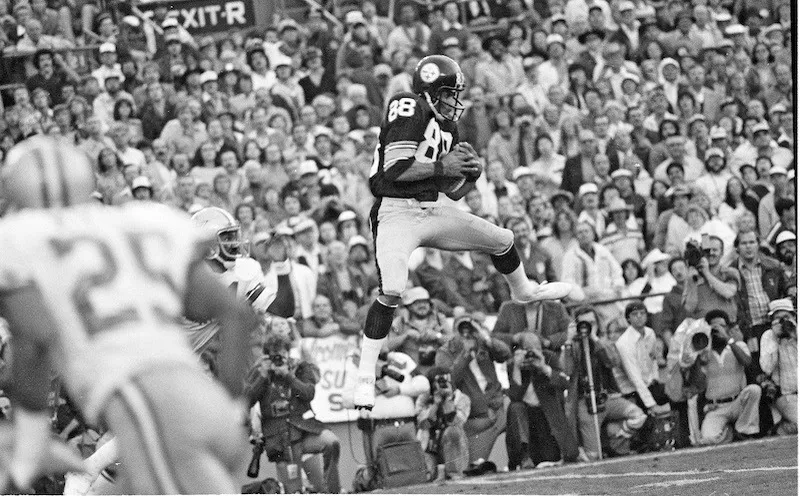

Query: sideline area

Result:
[382,435,798,495]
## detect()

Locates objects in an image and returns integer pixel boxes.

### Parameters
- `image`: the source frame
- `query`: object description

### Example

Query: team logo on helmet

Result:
[419,63,441,83]
[455,70,464,87]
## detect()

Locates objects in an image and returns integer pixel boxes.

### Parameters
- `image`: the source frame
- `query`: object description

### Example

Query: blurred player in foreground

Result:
[0,136,258,493]
[354,55,573,409]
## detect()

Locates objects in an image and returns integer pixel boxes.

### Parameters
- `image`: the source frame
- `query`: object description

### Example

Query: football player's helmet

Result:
[2,136,95,209]
[191,206,244,262]
[412,54,466,122]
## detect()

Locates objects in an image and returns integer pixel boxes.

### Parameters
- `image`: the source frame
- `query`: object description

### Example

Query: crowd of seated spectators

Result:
[0,0,796,491]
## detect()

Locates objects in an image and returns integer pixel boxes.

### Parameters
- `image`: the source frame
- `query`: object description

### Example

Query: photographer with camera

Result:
[682,234,739,323]
[689,310,759,445]
[759,299,797,434]
[436,314,511,475]
[245,334,341,493]
[506,333,577,470]
[416,367,471,480]
[563,307,647,460]
[387,287,451,375]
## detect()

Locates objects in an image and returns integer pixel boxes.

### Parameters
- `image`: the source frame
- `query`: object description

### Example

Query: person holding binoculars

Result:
[245,334,341,493]
[686,310,760,445]
[759,299,797,434]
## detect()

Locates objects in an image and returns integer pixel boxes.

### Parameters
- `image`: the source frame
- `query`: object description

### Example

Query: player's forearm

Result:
[393,159,439,182]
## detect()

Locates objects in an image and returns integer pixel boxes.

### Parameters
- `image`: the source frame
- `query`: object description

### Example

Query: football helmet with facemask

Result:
[191,207,245,263]
[2,136,96,210]
[412,54,466,122]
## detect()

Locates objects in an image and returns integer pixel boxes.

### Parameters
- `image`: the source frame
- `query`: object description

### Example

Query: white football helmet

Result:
[2,136,95,209]
[191,206,244,262]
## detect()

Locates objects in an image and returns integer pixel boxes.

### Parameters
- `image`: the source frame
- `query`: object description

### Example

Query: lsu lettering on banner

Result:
[301,335,359,423]
[139,0,256,35]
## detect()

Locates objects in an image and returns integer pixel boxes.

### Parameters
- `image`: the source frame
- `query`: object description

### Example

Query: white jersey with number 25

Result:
[0,202,208,423]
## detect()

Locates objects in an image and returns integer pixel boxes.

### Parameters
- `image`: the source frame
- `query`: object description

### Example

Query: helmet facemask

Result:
[217,226,245,260]
[426,86,465,122]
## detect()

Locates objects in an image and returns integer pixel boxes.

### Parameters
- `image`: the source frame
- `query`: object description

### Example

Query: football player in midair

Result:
[353,55,573,410]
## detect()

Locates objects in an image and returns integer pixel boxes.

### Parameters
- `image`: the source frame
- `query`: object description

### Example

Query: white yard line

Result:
[449,466,796,485]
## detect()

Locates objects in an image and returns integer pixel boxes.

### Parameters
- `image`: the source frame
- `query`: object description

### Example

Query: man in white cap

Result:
[610,1,640,54]
[537,34,569,91]
[759,299,797,433]
[695,148,733,211]
[576,182,606,238]
[91,42,122,88]
[732,121,793,172]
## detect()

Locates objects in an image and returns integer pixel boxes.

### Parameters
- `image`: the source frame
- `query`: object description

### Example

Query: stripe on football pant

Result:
[117,383,182,494]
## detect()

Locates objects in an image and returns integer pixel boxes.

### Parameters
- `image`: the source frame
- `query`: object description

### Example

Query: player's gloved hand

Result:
[440,148,481,177]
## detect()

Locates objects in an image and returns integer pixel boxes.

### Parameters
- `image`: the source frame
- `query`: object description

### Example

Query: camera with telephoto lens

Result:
[683,240,706,269]
[575,321,592,340]
[379,364,405,383]
[269,354,285,367]
[777,318,796,338]
[691,330,710,351]
[270,398,291,417]
[457,319,478,336]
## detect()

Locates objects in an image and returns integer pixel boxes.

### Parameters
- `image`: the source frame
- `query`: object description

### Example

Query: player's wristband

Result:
[433,160,444,177]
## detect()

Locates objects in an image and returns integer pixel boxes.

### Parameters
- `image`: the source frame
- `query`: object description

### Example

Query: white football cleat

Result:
[353,374,376,410]
[512,281,573,303]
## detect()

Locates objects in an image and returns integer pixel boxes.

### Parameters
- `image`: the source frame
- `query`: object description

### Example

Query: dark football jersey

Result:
[369,92,460,201]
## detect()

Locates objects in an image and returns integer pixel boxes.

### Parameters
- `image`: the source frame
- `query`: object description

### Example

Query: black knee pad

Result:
[364,299,397,339]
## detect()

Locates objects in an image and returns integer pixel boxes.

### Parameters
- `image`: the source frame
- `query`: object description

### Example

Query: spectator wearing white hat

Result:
[608,1,640,55]
[731,120,793,173]
[576,182,606,239]
[271,54,304,113]
[760,299,797,434]
[694,148,733,212]
[91,42,122,89]
[537,34,569,91]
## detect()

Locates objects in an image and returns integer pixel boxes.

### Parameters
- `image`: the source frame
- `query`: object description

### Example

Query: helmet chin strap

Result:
[424,92,448,121]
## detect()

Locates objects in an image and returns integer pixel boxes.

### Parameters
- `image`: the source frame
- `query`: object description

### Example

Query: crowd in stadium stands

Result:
[0,0,796,492]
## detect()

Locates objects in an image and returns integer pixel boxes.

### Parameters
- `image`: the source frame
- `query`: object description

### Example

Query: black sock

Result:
[363,299,397,339]
[491,244,521,275]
